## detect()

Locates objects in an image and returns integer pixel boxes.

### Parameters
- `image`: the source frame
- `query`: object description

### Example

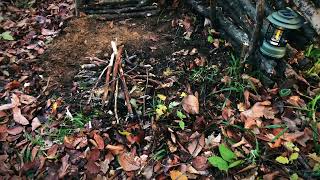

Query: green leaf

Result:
[177,110,186,120]
[0,31,14,41]
[276,156,289,164]
[179,120,185,130]
[219,144,236,162]
[130,98,138,109]
[228,160,243,168]
[290,173,299,180]
[289,152,299,161]
[207,35,214,44]
[169,101,180,109]
[208,156,229,171]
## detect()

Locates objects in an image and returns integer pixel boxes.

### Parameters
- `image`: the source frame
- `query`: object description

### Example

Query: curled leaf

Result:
[182,95,199,114]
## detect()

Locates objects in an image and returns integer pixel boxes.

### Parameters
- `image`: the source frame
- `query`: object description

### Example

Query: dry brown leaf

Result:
[31,146,39,161]
[93,133,105,150]
[106,144,125,155]
[47,144,59,159]
[192,156,208,171]
[187,133,205,157]
[118,152,140,171]
[241,101,276,128]
[182,95,199,114]
[58,154,70,179]
[20,94,36,105]
[286,96,306,108]
[12,107,29,125]
[7,126,23,135]
[169,170,188,180]
[0,104,15,111]
[85,161,101,174]
[31,117,41,131]
[87,148,100,161]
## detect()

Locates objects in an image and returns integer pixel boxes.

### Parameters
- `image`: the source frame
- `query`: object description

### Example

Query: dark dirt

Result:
[39,12,229,88]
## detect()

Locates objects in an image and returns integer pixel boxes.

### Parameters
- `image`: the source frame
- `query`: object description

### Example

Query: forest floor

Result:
[1,1,320,180]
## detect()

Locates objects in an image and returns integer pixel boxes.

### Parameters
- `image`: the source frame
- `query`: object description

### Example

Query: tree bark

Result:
[293,0,320,35]
[245,0,265,61]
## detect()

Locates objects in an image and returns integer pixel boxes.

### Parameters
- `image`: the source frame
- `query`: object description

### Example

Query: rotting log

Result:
[293,0,320,35]
[186,0,249,51]
[245,0,265,61]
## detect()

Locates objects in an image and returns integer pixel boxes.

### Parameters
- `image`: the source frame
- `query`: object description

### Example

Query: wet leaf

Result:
[182,95,199,114]
[208,156,229,171]
[118,152,140,171]
[169,170,188,180]
[275,156,289,164]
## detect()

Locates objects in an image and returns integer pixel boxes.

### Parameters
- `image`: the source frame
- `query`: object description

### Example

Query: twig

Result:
[87,65,109,104]
[143,69,149,116]
[119,63,134,117]
[102,41,117,105]
[114,78,119,123]
[106,45,124,106]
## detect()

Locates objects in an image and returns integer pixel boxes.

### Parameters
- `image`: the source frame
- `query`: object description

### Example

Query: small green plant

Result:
[190,65,218,84]
[24,133,45,147]
[155,94,180,120]
[305,45,320,79]
[176,110,186,130]
[276,142,300,164]
[0,31,14,41]
[208,144,243,172]
[152,149,167,161]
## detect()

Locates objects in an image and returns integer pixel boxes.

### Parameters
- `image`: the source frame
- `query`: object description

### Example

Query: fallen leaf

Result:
[31,117,41,131]
[47,144,59,159]
[20,94,36,105]
[286,96,306,108]
[87,148,100,161]
[58,154,70,178]
[5,80,20,90]
[192,156,208,171]
[7,126,23,135]
[188,133,205,157]
[118,152,140,171]
[93,133,105,150]
[106,144,125,155]
[182,95,199,114]
[12,107,29,125]
[41,28,57,36]
[170,170,188,180]
[86,161,101,174]
[241,101,276,128]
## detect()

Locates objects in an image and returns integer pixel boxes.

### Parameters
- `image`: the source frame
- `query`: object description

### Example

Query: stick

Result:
[119,63,134,117]
[114,78,119,123]
[87,63,110,104]
[102,41,117,105]
[244,0,265,61]
[106,45,124,106]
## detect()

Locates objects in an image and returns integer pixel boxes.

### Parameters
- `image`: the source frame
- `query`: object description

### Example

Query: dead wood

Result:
[97,9,160,20]
[245,0,265,61]
[293,0,320,35]
[82,5,157,14]
[119,62,134,116]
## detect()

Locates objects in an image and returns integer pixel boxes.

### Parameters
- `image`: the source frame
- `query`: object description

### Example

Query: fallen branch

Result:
[102,41,117,105]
